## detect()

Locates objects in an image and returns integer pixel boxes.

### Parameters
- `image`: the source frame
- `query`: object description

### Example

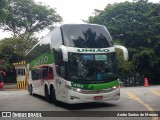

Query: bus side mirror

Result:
[114,45,129,61]
[59,45,68,61]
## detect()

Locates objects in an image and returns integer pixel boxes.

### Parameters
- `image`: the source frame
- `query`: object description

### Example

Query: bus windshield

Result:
[68,53,118,83]
[61,24,113,48]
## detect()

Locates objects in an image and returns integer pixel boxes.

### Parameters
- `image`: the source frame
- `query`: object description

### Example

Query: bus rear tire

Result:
[50,87,59,105]
[45,87,52,103]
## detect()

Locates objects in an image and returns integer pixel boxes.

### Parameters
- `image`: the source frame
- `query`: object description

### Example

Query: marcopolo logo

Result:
[77,48,110,53]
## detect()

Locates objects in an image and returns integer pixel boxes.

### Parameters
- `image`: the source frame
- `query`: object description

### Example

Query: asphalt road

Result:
[0,85,160,120]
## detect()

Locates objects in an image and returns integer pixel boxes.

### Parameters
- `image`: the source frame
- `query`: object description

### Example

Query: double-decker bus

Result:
[26,24,128,104]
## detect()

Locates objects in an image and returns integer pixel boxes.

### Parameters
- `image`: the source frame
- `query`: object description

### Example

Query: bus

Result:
[26,24,128,104]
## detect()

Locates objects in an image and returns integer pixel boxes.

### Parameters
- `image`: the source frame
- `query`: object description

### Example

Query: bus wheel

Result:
[50,87,59,105]
[45,87,52,103]
[29,85,33,95]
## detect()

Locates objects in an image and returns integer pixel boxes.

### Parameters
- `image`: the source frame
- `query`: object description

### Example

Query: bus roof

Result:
[26,23,111,56]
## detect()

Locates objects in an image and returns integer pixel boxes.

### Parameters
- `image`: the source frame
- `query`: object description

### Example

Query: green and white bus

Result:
[26,24,128,104]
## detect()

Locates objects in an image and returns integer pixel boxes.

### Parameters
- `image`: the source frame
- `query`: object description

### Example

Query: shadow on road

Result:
[30,94,117,110]
[58,102,116,110]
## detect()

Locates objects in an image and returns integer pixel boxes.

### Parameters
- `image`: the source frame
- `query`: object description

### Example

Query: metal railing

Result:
[119,73,144,87]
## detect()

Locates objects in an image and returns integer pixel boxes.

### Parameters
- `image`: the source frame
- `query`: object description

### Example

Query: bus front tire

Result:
[28,85,35,96]
[29,85,33,95]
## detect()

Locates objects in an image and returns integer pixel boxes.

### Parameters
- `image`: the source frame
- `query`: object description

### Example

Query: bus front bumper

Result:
[65,87,120,104]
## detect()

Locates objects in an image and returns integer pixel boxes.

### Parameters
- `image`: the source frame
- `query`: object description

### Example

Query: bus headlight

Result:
[65,84,82,93]
[72,87,82,93]
[112,85,119,90]
[112,86,117,89]
[75,88,81,92]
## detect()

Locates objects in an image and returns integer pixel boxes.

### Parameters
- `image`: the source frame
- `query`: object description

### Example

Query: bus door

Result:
[56,64,67,100]
[54,48,67,100]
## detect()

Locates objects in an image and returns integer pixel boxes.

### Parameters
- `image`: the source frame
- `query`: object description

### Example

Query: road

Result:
[0,85,160,120]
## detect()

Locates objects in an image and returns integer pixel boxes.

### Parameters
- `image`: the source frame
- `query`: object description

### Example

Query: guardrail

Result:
[119,74,144,87]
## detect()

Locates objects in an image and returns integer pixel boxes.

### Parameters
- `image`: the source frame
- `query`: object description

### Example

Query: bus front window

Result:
[61,24,113,48]
[68,53,118,83]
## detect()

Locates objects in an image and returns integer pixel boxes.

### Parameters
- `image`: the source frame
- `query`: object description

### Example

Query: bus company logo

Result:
[1,112,43,118]
[77,48,110,53]
[2,112,11,117]
[33,56,49,66]
[72,83,84,88]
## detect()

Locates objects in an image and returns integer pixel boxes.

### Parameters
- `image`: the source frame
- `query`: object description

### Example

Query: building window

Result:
[17,69,25,76]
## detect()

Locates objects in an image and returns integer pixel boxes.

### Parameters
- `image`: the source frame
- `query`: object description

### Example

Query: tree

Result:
[0,33,38,70]
[88,0,160,76]
[89,0,160,48]
[0,0,6,20]
[0,0,62,36]
[115,48,135,75]
[114,40,135,75]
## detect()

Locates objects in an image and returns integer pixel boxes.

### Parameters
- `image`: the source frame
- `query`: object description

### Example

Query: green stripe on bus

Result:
[71,80,119,90]
[30,52,54,68]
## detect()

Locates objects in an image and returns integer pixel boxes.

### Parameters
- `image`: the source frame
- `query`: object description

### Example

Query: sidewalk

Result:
[0,83,17,91]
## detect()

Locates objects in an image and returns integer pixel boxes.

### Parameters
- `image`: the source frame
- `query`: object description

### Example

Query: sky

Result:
[0,0,159,39]
[34,0,132,23]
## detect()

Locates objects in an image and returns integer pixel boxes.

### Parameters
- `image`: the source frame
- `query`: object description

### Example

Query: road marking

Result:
[126,91,158,120]
[150,90,160,97]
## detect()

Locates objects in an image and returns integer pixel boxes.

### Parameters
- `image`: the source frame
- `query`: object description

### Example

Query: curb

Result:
[0,88,18,91]
[0,88,27,91]
[0,83,17,91]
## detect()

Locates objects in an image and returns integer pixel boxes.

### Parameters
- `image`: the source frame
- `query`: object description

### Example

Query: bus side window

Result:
[60,65,65,78]
[48,67,54,79]
[42,67,48,79]
[53,48,66,79]
[42,66,54,80]
[31,69,41,80]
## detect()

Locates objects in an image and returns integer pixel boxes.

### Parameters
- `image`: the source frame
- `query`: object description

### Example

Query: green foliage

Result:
[0,0,7,20]
[115,48,135,75]
[132,47,158,73]
[0,0,62,80]
[89,0,160,48]
[0,0,62,70]
[114,40,135,75]
[88,0,160,76]
[0,0,62,36]
[0,33,38,70]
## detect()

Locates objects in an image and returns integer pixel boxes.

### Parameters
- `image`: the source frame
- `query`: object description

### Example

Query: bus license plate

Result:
[94,96,103,100]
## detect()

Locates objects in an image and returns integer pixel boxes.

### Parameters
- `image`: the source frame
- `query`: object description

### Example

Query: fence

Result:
[119,73,144,87]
